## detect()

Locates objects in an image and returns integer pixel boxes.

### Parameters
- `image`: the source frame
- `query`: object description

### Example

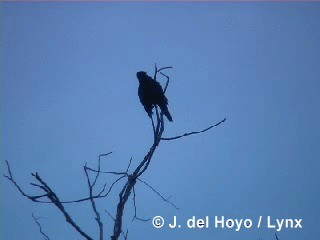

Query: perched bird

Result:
[136,71,173,122]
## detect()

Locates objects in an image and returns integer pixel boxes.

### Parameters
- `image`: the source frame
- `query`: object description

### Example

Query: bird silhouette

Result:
[136,71,173,122]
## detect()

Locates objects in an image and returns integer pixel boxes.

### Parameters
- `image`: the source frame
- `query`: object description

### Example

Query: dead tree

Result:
[4,65,226,240]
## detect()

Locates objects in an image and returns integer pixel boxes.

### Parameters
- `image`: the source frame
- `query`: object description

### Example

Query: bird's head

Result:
[136,71,147,82]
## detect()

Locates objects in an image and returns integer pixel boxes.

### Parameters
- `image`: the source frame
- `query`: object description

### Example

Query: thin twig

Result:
[137,178,179,210]
[160,72,170,93]
[126,157,133,173]
[161,118,227,141]
[156,66,173,74]
[93,152,113,187]
[86,167,127,175]
[132,186,150,222]
[61,175,126,204]
[84,163,104,240]
[32,213,50,240]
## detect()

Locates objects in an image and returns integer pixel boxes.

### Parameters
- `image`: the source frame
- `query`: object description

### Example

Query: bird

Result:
[136,71,173,122]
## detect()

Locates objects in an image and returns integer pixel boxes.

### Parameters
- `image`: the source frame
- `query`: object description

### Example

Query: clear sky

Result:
[2,2,320,240]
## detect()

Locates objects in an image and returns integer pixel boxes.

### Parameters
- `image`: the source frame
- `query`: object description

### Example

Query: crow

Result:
[136,71,173,122]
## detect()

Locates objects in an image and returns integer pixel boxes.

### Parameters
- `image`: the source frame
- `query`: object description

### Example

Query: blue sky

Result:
[2,2,320,240]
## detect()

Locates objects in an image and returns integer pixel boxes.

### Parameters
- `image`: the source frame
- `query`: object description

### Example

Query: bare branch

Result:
[84,163,104,240]
[153,63,158,80]
[4,162,93,240]
[3,160,48,202]
[32,213,50,240]
[132,186,150,222]
[93,152,113,187]
[124,230,128,240]
[61,175,126,204]
[151,115,157,140]
[125,157,133,173]
[160,72,170,93]
[82,153,113,240]
[105,210,129,240]
[111,176,135,240]
[31,172,94,240]
[161,118,227,141]
[153,63,172,92]
[156,66,173,74]
[86,167,127,176]
[105,209,116,221]
[137,178,179,210]
[153,64,172,80]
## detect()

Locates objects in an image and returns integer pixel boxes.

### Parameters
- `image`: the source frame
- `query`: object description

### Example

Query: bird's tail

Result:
[164,111,173,122]
[160,106,173,122]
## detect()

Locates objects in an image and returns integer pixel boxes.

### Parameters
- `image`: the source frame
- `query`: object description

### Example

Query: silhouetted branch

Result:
[157,66,173,73]
[160,72,170,93]
[161,118,227,141]
[105,210,129,240]
[132,186,150,222]
[5,161,93,240]
[86,168,127,175]
[3,160,49,203]
[32,172,94,240]
[125,157,133,173]
[137,178,179,210]
[105,209,116,221]
[93,152,113,186]
[154,63,173,80]
[84,163,104,240]
[32,213,50,240]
